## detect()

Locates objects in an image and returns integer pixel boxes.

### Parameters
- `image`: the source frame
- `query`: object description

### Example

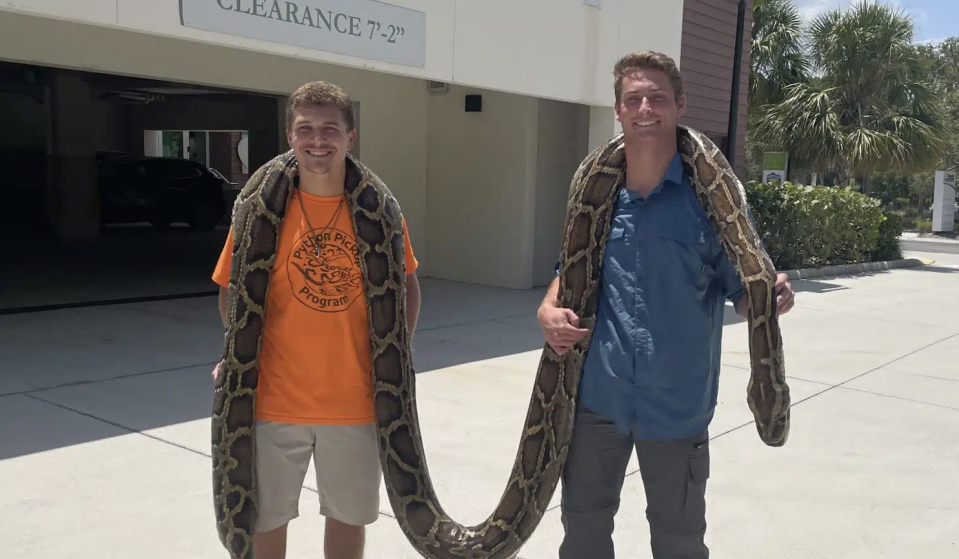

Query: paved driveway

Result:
[2,250,957,558]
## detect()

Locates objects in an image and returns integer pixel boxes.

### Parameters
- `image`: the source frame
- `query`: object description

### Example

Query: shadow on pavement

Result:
[0,278,554,460]
[0,366,215,461]
[911,264,959,274]
[790,278,849,294]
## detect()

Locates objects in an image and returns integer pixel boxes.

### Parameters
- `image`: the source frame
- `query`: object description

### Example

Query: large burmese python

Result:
[212,124,790,559]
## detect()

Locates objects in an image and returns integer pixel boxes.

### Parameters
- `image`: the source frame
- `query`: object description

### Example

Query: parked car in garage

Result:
[97,155,230,230]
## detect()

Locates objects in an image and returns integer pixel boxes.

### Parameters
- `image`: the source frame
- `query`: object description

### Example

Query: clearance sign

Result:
[180,0,427,68]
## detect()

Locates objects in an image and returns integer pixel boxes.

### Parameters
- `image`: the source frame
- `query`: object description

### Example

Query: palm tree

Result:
[746,0,809,181]
[749,0,809,107]
[917,38,959,171]
[752,1,945,192]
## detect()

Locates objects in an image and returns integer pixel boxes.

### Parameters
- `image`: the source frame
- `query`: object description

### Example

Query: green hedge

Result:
[743,180,903,271]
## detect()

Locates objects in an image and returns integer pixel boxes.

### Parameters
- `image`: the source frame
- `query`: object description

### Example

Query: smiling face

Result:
[287,103,355,176]
[611,51,686,146]
[615,67,685,144]
[284,81,356,177]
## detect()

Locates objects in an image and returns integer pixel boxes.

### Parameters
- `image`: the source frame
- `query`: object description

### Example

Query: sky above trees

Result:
[792,0,953,44]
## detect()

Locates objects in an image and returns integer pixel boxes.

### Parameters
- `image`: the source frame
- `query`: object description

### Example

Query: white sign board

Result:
[932,170,956,232]
[762,170,786,182]
[180,0,427,68]
[761,151,788,183]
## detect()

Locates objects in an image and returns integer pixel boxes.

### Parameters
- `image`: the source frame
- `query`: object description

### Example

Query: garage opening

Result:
[0,61,285,314]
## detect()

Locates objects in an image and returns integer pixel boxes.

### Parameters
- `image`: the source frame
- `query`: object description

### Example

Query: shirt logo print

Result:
[287,227,363,312]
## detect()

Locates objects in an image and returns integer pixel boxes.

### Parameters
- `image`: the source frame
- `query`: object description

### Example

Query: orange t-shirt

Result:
[212,189,418,425]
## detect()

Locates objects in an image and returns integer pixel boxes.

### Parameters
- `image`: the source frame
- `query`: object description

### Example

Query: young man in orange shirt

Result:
[211,81,420,559]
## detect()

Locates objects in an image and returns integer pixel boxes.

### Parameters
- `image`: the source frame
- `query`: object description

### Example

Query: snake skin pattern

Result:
[212,125,790,559]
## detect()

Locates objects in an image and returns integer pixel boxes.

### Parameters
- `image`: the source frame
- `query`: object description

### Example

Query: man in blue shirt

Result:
[537,51,795,559]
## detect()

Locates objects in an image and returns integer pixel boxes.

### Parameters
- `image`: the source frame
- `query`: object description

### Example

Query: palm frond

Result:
[749,0,947,181]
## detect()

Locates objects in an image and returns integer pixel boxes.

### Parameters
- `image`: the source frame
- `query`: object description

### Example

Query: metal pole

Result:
[726,0,746,170]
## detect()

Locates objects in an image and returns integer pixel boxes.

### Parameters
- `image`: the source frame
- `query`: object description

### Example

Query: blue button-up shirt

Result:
[557,153,746,440]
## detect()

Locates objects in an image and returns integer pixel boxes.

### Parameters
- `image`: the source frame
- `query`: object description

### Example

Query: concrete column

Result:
[46,71,99,242]
[425,88,541,288]
[587,105,621,153]
[143,130,163,157]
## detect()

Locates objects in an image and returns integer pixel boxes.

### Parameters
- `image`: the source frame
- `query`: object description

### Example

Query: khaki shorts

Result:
[254,420,382,533]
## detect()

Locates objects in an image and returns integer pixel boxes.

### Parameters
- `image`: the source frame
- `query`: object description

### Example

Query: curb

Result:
[899,233,959,244]
[783,258,931,280]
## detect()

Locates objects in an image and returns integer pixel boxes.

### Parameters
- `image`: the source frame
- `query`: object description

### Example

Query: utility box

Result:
[932,170,956,232]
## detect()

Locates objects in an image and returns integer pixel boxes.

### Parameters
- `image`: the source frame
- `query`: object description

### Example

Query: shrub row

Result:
[742,180,903,271]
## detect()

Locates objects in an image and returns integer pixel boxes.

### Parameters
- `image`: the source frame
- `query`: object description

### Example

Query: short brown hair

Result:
[285,80,355,132]
[613,51,684,104]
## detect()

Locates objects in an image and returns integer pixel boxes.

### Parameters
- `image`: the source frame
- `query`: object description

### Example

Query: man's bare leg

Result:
[253,524,289,559]
[324,517,365,559]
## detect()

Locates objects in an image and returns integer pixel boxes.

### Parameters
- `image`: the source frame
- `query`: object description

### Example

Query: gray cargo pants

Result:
[558,405,710,559]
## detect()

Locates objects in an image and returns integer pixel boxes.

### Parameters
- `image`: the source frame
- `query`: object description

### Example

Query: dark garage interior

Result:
[0,60,289,314]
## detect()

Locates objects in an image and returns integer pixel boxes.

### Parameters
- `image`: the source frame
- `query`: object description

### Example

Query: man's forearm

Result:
[218,287,228,327]
[541,277,560,309]
[406,273,421,335]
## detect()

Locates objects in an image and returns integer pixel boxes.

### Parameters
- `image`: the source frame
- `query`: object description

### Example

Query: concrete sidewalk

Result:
[2,251,957,558]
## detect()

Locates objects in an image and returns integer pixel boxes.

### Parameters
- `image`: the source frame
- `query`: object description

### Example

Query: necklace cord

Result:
[296,183,345,259]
